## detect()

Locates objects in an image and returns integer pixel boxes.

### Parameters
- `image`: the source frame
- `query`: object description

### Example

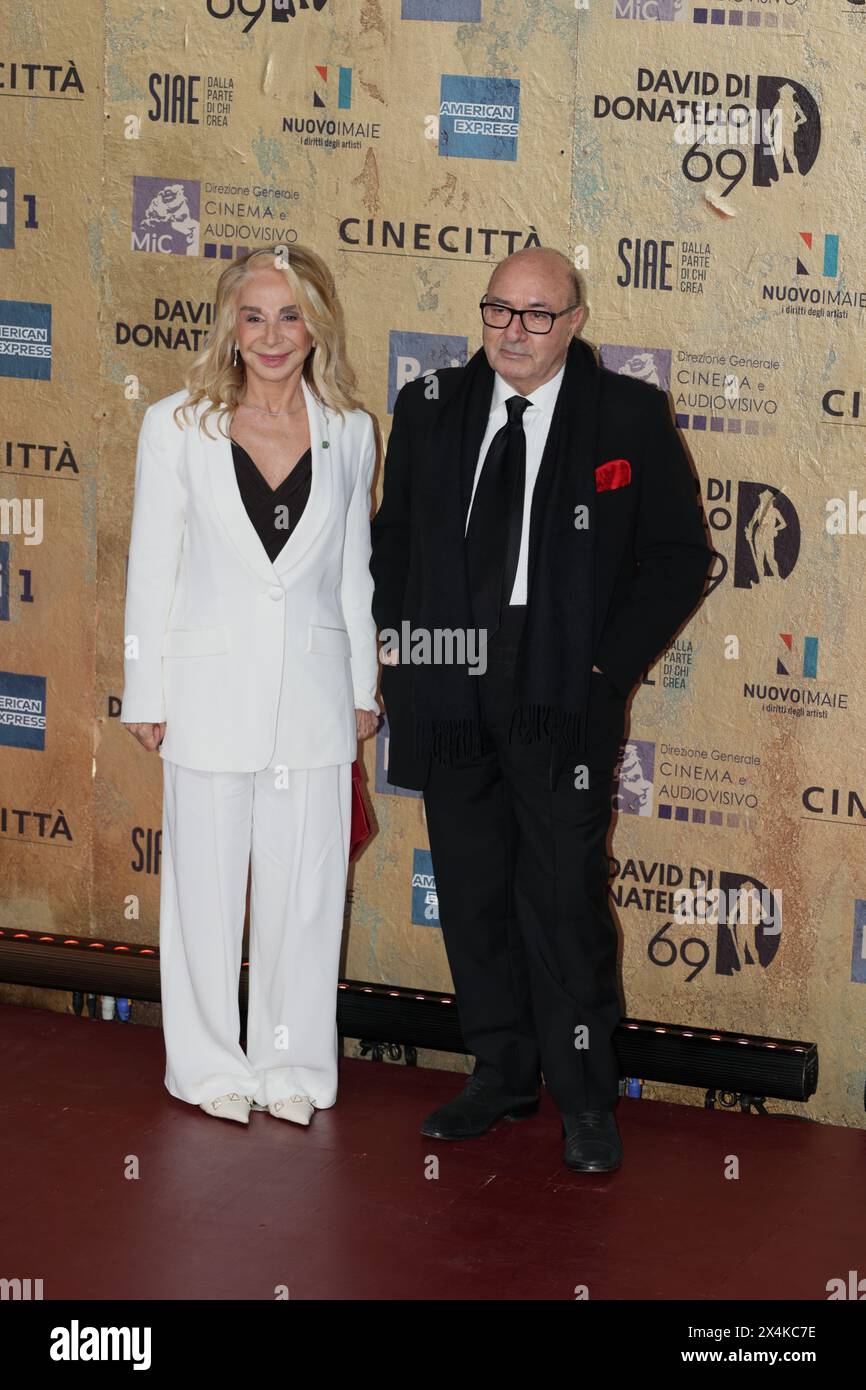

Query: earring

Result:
[233,343,239,366]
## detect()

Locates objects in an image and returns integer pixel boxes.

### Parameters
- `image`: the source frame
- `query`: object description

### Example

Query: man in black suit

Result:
[370,247,712,1172]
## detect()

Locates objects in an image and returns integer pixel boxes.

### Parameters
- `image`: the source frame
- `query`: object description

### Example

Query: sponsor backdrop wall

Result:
[2,0,863,1127]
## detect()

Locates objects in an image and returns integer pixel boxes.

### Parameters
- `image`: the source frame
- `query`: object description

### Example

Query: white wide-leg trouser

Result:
[158,756,352,1110]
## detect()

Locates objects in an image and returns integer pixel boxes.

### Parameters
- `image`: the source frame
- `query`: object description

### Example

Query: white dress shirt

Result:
[464,358,566,605]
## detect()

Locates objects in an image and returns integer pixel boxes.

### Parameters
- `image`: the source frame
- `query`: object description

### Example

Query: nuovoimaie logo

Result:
[796,232,839,278]
[0,300,52,380]
[744,629,847,722]
[0,671,47,749]
[757,233,862,323]
[438,75,520,161]
[777,633,818,679]
[132,177,201,256]
[313,65,351,109]
[412,849,439,925]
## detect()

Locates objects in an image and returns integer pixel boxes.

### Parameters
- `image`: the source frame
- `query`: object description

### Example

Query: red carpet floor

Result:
[1,1002,863,1301]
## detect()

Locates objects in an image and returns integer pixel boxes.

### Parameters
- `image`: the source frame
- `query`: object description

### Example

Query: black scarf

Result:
[412,335,602,765]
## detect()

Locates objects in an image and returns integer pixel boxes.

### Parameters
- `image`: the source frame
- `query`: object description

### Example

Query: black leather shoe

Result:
[420,1073,540,1139]
[562,1110,622,1172]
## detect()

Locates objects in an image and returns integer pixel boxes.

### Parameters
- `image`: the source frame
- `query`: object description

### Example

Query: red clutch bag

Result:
[349,759,373,862]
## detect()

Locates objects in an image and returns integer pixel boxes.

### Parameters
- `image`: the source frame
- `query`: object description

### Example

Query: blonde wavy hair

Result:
[171,245,362,437]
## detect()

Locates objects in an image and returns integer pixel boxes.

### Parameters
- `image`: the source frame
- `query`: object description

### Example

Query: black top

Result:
[231,440,312,563]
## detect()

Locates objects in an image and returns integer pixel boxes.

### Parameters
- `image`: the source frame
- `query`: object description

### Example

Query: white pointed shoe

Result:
[198,1092,254,1125]
[267,1095,315,1126]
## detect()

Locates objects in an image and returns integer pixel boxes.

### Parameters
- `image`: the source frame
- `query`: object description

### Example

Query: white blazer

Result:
[119,375,380,772]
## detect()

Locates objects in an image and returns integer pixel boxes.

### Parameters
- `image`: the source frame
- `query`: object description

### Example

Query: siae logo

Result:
[147,73,201,125]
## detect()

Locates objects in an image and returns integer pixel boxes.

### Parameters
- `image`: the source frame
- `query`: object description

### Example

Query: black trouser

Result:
[423,605,626,1115]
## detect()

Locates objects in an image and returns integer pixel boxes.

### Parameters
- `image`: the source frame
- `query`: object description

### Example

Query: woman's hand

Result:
[355,709,379,741]
[123,721,166,752]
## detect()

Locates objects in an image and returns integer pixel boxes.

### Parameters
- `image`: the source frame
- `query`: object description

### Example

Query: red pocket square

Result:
[595,458,632,492]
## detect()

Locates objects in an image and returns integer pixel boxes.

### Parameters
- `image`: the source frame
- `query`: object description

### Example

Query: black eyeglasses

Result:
[479,299,580,335]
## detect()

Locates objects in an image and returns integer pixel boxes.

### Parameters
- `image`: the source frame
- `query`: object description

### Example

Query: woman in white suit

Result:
[120,245,380,1127]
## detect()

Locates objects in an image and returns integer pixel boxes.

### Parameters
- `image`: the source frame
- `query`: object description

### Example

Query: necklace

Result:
[237,399,306,418]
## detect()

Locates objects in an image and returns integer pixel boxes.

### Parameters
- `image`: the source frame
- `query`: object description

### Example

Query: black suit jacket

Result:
[370,339,714,790]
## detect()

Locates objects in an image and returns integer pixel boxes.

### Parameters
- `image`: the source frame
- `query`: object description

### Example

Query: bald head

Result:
[481,247,586,395]
[487,247,581,308]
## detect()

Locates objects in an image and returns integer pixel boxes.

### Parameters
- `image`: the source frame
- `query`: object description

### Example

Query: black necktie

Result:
[466,394,530,635]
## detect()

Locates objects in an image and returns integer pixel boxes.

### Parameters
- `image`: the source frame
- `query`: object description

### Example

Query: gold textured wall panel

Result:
[1,0,863,1126]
